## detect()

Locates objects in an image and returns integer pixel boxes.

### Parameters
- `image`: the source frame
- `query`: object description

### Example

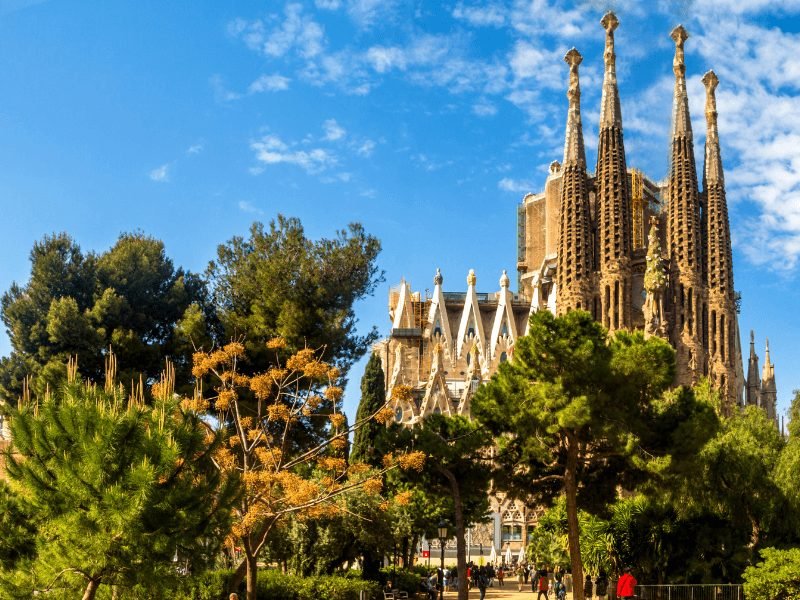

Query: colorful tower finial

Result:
[434,267,443,286]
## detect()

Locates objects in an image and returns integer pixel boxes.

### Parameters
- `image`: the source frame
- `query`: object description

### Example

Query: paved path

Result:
[440,588,575,599]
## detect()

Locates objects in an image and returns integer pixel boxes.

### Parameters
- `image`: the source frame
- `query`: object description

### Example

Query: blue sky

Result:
[1,0,799,422]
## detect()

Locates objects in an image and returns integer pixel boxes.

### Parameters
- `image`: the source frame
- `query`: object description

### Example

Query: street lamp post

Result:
[437,520,448,600]
[427,539,432,568]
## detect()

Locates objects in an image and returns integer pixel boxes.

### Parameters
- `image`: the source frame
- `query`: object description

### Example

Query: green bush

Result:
[743,547,800,600]
[380,568,422,595]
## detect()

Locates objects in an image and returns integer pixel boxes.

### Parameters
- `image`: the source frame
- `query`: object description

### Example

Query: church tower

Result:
[595,12,633,332]
[667,25,705,385]
[746,330,761,407]
[702,70,739,405]
[556,48,593,314]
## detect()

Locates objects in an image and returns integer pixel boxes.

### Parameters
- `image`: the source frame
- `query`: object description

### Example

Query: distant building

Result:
[378,12,778,558]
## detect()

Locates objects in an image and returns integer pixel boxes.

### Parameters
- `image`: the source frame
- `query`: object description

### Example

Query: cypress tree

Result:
[350,352,387,467]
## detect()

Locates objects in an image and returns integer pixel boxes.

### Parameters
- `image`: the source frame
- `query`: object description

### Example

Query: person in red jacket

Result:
[616,567,637,600]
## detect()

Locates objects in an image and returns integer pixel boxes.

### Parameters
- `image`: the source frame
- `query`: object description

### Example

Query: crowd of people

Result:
[416,562,637,599]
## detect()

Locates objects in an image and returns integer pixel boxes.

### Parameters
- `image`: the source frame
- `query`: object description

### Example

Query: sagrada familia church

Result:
[375,13,779,558]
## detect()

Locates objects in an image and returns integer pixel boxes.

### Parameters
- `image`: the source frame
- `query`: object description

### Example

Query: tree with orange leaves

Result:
[191,340,424,600]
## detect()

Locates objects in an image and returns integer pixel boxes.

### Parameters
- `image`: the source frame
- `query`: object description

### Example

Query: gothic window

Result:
[501,321,508,336]
[466,352,471,366]
[500,352,508,363]
[394,407,403,423]
[433,406,441,415]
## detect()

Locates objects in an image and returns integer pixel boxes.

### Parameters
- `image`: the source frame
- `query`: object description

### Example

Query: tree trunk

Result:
[244,544,259,600]
[228,557,247,594]
[440,466,469,600]
[82,579,100,600]
[564,434,585,600]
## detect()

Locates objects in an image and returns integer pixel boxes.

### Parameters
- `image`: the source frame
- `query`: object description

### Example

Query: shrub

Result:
[743,547,800,600]
[380,568,422,595]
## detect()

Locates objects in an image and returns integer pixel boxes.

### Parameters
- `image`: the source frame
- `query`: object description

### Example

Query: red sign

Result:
[421,551,430,558]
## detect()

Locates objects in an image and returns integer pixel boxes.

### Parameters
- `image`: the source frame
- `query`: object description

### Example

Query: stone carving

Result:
[643,216,667,338]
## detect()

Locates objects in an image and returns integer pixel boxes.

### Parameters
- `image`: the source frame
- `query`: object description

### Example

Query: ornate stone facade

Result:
[378,13,780,552]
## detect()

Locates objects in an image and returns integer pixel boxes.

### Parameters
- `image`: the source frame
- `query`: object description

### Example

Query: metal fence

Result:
[636,584,744,600]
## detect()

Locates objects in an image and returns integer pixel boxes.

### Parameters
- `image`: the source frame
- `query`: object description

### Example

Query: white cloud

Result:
[149,164,170,183]
[249,73,291,93]
[323,118,346,141]
[210,74,241,103]
[238,200,263,214]
[231,4,324,60]
[357,139,376,156]
[251,134,336,173]
[498,177,533,193]
[315,0,342,8]
[187,143,204,154]
[473,99,498,117]
[452,2,506,27]
[347,0,400,29]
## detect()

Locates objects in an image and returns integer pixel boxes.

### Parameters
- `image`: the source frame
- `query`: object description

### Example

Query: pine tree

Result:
[0,358,237,600]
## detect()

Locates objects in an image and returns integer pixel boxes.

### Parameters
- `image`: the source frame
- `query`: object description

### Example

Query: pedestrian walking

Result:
[535,568,550,600]
[616,567,637,600]
[497,565,505,587]
[595,571,608,599]
[478,565,489,600]
[584,574,594,599]
[517,564,525,592]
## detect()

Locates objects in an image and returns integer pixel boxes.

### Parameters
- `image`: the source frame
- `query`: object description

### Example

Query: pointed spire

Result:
[750,330,756,355]
[599,12,623,128]
[671,25,692,138]
[702,70,723,184]
[764,338,772,367]
[563,48,586,167]
[499,269,510,289]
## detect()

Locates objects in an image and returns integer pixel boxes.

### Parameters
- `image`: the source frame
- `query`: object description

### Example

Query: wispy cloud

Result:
[149,163,170,183]
[238,200,264,214]
[251,134,336,173]
[323,118,346,141]
[210,74,242,103]
[498,177,533,193]
[187,143,204,155]
[452,2,506,27]
[249,73,291,93]
[356,139,376,157]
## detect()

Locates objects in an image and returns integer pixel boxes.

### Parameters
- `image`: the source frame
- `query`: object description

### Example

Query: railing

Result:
[635,584,744,600]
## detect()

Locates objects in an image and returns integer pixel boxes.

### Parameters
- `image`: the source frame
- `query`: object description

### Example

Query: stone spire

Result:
[746,330,761,407]
[595,12,632,331]
[667,25,704,387]
[702,70,734,298]
[703,70,737,408]
[556,48,593,315]
[761,338,777,424]
[667,25,702,276]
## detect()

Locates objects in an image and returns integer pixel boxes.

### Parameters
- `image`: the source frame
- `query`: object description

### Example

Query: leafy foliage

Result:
[0,357,236,600]
[743,547,800,600]
[206,216,383,377]
[0,232,210,399]
[192,341,424,599]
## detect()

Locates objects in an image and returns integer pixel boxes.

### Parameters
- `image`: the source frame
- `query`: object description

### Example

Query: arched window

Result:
[394,407,403,423]
[500,352,508,363]
[466,352,471,366]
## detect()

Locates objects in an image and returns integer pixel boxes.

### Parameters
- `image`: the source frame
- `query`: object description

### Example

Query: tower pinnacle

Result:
[702,70,723,185]
[599,12,623,128]
[671,25,692,137]
[595,11,632,331]
[556,46,592,314]
[563,48,586,167]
